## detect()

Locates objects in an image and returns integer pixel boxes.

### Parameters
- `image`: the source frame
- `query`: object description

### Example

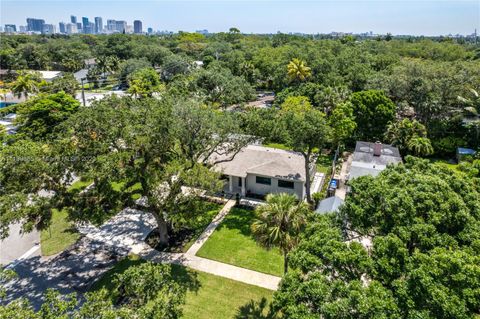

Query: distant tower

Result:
[133,20,143,34]
[94,17,103,34]
[70,15,77,24]
[82,17,89,33]
[59,22,66,34]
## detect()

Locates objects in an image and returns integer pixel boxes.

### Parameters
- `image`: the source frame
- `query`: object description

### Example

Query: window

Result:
[278,180,294,189]
[256,176,271,185]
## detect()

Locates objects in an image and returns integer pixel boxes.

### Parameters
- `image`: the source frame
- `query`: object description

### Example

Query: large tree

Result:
[272,157,480,319]
[280,97,331,204]
[350,90,396,141]
[9,71,44,100]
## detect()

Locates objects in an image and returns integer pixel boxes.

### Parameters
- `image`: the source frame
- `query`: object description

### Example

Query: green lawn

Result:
[196,207,284,277]
[40,208,80,256]
[429,158,460,172]
[91,255,274,319]
[316,153,333,174]
[263,142,291,150]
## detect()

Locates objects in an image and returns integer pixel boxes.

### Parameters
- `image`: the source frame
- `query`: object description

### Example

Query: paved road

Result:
[2,208,153,310]
[0,222,40,266]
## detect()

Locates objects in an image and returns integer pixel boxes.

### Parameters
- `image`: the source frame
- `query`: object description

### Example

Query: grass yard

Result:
[91,255,274,319]
[429,158,460,172]
[40,208,80,256]
[263,142,291,150]
[196,207,284,277]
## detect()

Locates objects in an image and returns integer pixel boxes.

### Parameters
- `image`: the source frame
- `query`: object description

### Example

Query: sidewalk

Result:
[141,249,280,290]
[186,199,236,256]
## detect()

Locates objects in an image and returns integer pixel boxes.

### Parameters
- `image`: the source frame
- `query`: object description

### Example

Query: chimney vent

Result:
[373,142,382,157]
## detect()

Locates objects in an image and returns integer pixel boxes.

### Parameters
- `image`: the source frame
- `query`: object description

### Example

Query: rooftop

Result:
[211,145,306,182]
[315,195,344,214]
[349,141,402,180]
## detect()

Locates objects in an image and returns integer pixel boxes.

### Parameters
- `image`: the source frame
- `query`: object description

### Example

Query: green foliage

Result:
[127,68,164,98]
[252,193,310,273]
[44,73,79,96]
[273,158,480,319]
[15,92,80,140]
[350,90,397,141]
[9,71,44,99]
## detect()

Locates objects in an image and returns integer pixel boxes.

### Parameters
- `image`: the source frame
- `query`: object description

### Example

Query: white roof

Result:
[211,145,306,182]
[315,196,344,214]
[36,71,62,80]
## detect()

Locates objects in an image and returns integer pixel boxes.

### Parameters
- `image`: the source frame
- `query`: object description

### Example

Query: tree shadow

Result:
[218,206,257,237]
[170,263,201,294]
[235,297,276,319]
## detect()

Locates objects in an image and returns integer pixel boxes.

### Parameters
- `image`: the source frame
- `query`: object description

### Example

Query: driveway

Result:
[2,208,155,310]
[0,222,40,266]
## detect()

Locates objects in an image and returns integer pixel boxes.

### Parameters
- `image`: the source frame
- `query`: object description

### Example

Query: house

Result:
[315,195,344,214]
[210,145,314,199]
[348,141,402,180]
[36,71,62,82]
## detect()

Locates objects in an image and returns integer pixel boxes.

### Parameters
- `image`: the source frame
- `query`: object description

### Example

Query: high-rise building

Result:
[94,17,103,34]
[88,22,95,34]
[4,24,17,33]
[147,27,153,34]
[115,20,127,33]
[59,22,66,34]
[42,24,55,34]
[66,23,78,34]
[107,19,116,32]
[26,18,45,32]
[19,25,27,33]
[76,22,82,31]
[133,20,142,34]
[82,17,89,33]
[70,15,77,24]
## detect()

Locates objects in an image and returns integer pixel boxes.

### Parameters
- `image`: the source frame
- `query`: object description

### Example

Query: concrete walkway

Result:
[335,153,352,200]
[141,249,280,290]
[186,199,236,256]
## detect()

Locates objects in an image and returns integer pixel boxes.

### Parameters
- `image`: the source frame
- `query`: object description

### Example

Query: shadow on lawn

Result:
[216,207,257,237]
[235,297,276,319]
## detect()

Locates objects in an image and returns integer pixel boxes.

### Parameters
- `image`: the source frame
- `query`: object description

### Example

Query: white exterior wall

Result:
[245,174,304,199]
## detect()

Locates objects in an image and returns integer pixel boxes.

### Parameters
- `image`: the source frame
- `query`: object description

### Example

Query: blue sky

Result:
[1,1,479,35]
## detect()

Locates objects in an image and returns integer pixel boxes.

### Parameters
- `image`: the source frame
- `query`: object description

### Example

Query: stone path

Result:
[141,250,280,290]
[185,199,236,256]
[335,153,353,200]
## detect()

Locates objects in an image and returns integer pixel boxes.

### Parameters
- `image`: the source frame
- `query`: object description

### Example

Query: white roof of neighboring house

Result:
[211,145,306,182]
[349,141,402,180]
[36,71,62,80]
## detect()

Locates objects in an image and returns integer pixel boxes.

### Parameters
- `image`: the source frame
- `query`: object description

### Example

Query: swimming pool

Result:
[0,102,16,108]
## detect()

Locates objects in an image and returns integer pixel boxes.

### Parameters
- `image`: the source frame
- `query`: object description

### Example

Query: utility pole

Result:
[81,78,86,107]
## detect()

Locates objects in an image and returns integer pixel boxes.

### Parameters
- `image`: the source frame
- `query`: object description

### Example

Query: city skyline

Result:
[1,1,479,36]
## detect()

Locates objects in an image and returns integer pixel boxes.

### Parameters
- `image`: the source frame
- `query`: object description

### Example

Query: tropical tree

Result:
[15,92,80,140]
[252,193,310,274]
[45,73,79,97]
[457,88,480,118]
[407,136,434,156]
[10,71,43,99]
[385,118,431,155]
[280,98,330,204]
[287,58,311,83]
[127,68,164,98]
[350,90,396,141]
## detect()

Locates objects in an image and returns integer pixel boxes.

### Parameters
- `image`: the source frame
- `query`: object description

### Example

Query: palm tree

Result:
[287,58,311,82]
[407,137,434,157]
[458,88,480,118]
[10,71,42,99]
[251,193,309,274]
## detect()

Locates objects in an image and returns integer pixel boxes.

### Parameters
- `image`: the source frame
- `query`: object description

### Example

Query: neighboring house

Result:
[315,195,344,214]
[348,141,402,180]
[211,145,314,199]
[36,71,62,82]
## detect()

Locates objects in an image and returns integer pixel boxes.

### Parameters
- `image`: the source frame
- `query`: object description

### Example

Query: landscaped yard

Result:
[40,208,80,256]
[91,255,274,319]
[429,158,460,172]
[147,201,223,253]
[196,207,284,276]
